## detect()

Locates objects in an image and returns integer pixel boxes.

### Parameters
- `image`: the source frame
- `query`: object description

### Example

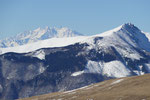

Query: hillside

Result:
[19,74,150,100]
[0,23,150,100]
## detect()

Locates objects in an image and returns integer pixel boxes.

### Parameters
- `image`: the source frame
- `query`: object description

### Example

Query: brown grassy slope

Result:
[19,74,150,100]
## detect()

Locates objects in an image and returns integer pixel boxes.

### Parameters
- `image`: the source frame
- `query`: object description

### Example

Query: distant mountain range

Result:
[0,26,82,48]
[0,23,150,100]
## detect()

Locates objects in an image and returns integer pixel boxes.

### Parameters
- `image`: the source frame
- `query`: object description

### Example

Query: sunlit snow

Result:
[71,71,84,76]
[85,60,131,78]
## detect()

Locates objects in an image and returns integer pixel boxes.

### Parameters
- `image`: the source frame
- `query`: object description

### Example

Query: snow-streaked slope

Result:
[0,27,82,48]
[96,23,150,52]
[143,32,150,42]
[0,36,89,54]
[87,24,150,60]
[81,60,131,78]
[71,23,150,78]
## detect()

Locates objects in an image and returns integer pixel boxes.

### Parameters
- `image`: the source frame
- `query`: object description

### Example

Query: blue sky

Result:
[0,0,150,39]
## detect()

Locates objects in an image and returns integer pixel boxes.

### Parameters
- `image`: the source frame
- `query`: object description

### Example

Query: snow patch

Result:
[85,60,131,78]
[84,61,103,73]
[32,50,45,60]
[133,65,145,75]
[144,63,150,73]
[71,71,84,76]
[102,61,131,78]
[63,85,89,94]
[0,84,3,93]
[111,79,124,85]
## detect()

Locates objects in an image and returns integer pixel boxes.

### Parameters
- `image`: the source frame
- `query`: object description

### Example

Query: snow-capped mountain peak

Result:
[121,23,142,34]
[120,23,150,52]
[0,26,82,48]
[122,23,136,28]
[123,23,140,29]
[98,23,140,37]
[98,23,150,52]
[29,26,82,38]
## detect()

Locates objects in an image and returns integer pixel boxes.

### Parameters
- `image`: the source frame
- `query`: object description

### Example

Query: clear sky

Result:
[0,0,150,39]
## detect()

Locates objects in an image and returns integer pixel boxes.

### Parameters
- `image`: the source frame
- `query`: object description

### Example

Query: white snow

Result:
[138,65,145,75]
[133,65,146,75]
[103,61,131,78]
[32,50,45,60]
[84,60,103,73]
[95,24,123,37]
[0,36,89,54]
[144,63,150,73]
[111,79,124,85]
[85,60,131,78]
[63,85,89,94]
[143,32,150,42]
[71,71,84,76]
[63,89,77,94]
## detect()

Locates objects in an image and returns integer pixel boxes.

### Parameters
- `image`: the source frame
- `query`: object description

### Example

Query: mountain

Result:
[19,74,150,100]
[0,26,82,48]
[0,23,150,100]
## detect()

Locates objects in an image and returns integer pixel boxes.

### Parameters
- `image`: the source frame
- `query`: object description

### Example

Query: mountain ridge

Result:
[1,23,150,55]
[0,26,82,48]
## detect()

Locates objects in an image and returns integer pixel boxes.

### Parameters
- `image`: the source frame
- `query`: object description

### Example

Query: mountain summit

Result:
[97,23,150,52]
[0,27,82,48]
